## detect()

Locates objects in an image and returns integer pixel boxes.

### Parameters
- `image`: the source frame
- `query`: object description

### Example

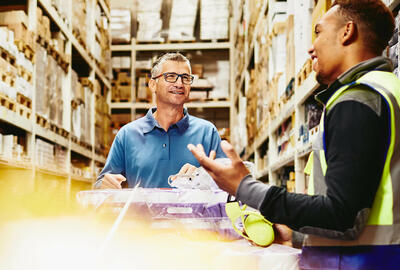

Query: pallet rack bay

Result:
[235,0,400,194]
[0,0,112,200]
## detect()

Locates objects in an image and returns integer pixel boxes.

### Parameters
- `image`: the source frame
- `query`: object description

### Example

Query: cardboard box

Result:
[41,15,51,41]
[136,76,151,101]
[0,11,28,27]
[192,64,204,78]
[117,72,131,85]
[119,85,131,100]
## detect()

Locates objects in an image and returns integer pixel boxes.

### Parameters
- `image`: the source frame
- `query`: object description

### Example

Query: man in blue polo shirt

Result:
[95,52,225,189]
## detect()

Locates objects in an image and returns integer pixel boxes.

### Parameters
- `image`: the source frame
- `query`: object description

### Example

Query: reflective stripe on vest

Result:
[304,71,400,246]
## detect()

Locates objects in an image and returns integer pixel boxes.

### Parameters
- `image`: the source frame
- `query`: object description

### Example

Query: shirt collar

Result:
[315,56,393,105]
[141,107,190,134]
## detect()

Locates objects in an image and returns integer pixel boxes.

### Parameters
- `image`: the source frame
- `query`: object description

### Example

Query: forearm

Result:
[235,175,270,210]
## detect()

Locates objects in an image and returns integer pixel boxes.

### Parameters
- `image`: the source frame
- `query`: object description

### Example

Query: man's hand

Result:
[171,151,216,180]
[187,140,249,195]
[172,163,197,181]
[100,173,126,189]
[273,224,293,247]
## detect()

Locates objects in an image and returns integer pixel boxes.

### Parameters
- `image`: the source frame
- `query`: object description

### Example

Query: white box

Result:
[3,135,14,159]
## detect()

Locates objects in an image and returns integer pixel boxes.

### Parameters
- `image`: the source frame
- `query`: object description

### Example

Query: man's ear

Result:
[148,79,156,93]
[341,21,357,46]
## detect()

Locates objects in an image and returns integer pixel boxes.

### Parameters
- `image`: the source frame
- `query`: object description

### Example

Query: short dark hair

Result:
[332,0,395,54]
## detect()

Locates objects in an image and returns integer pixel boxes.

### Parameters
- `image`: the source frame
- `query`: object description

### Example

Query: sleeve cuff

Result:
[292,231,305,249]
[235,175,270,210]
[93,178,103,189]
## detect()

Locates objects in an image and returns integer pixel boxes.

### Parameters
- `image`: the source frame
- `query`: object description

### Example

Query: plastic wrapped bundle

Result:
[200,0,229,40]
[136,0,163,42]
[168,0,198,41]
[35,43,49,117]
[110,9,131,44]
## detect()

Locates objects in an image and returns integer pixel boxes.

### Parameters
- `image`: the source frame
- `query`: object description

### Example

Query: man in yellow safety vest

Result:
[188,0,400,268]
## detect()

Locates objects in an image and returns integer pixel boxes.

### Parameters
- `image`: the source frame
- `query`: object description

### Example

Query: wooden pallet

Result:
[79,77,94,90]
[166,39,196,43]
[199,38,229,43]
[60,128,69,138]
[112,98,132,103]
[0,72,15,87]
[17,66,33,84]
[16,104,31,119]
[48,45,61,63]
[136,40,164,44]
[0,93,16,112]
[36,113,49,128]
[49,121,60,135]
[0,47,16,67]
[204,97,229,102]
[95,146,103,156]
[59,55,70,72]
[297,58,313,87]
[16,93,32,109]
[37,35,50,50]
[14,40,35,62]
[72,31,86,50]
[79,141,92,151]
[71,135,79,144]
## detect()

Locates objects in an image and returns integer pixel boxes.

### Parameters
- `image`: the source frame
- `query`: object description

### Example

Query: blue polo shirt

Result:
[96,107,225,188]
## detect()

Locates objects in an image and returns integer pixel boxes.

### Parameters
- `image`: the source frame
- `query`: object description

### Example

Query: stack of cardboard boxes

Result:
[112,72,132,102]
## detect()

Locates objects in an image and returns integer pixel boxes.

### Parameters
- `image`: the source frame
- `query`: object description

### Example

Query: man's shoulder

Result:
[117,117,147,135]
[188,114,217,130]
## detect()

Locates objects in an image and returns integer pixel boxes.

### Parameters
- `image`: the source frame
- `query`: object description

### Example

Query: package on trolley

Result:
[77,188,240,240]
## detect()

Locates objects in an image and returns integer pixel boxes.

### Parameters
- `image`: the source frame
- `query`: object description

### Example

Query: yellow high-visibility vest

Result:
[304,71,400,246]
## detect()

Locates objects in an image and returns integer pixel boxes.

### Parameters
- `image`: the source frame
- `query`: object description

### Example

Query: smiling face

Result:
[150,60,191,107]
[308,6,347,85]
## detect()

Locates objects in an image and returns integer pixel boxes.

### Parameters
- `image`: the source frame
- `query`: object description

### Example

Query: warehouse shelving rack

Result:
[234,0,400,194]
[234,1,319,192]
[230,0,322,192]
[0,0,111,198]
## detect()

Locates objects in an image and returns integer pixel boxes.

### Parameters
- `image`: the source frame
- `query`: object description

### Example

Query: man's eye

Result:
[165,74,177,79]
[182,75,190,80]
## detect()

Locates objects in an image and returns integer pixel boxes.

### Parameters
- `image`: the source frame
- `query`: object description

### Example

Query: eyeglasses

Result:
[152,72,194,85]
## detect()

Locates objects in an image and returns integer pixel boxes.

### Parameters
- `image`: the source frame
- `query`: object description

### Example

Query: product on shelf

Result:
[51,0,70,24]
[72,0,88,48]
[305,102,323,130]
[110,8,131,44]
[35,43,49,118]
[35,138,56,170]
[168,0,198,41]
[136,76,151,102]
[112,56,131,69]
[276,115,295,157]
[0,10,35,54]
[293,0,313,74]
[207,60,230,99]
[112,72,132,102]
[136,1,163,42]
[200,0,229,40]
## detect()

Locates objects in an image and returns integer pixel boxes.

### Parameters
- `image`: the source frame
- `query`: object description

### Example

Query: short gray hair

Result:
[151,52,191,78]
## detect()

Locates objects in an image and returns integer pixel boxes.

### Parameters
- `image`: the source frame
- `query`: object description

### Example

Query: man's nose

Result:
[174,77,184,86]
[308,45,314,56]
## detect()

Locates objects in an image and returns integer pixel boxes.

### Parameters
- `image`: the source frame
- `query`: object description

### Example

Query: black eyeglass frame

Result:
[152,72,195,85]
